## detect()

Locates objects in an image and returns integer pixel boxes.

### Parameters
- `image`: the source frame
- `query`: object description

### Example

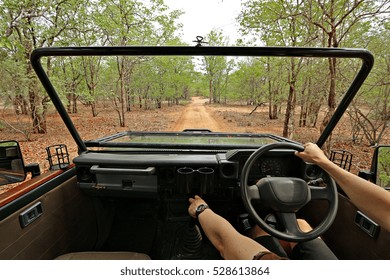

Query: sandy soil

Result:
[169,97,222,132]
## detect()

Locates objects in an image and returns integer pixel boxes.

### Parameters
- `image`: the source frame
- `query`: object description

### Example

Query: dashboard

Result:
[74,149,324,199]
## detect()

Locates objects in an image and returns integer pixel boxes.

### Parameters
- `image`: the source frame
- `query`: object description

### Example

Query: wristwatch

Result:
[195,204,209,218]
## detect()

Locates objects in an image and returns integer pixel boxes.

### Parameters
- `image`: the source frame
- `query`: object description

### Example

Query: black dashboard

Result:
[74,149,323,199]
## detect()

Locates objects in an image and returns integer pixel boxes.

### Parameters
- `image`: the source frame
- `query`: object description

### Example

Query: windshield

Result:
[86,131,282,150]
[31,46,373,152]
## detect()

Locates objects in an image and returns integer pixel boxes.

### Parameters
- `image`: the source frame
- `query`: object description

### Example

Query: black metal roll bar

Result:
[30,46,374,152]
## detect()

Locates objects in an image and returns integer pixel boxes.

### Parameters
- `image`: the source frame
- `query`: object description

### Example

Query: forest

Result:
[0,0,389,147]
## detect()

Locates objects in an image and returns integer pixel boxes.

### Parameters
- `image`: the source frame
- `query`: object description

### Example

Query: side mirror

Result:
[371,145,390,189]
[0,140,26,186]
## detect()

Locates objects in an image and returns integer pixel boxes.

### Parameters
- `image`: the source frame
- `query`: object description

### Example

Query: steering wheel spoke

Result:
[247,184,261,201]
[277,212,301,236]
[309,186,330,200]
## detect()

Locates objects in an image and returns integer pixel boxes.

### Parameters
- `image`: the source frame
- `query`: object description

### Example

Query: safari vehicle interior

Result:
[0,45,389,260]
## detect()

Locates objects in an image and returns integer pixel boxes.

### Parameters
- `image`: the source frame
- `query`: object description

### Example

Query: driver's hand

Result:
[188,195,207,218]
[295,142,328,165]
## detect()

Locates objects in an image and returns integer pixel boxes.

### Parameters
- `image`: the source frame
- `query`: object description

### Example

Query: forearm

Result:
[197,209,269,259]
[318,158,390,232]
[197,209,238,254]
[188,195,273,259]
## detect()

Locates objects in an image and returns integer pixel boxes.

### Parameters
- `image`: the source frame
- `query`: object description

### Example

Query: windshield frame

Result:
[84,131,295,150]
[30,46,374,153]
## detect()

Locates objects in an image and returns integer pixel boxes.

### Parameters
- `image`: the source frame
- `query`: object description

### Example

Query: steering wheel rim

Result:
[240,142,338,242]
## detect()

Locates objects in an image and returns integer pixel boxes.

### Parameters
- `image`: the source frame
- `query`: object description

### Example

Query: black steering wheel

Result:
[240,142,338,242]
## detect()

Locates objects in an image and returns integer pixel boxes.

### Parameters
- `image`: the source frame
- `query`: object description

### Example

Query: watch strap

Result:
[195,204,209,218]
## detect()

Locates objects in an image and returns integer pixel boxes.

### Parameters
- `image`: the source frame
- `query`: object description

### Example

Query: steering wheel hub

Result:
[257,177,311,212]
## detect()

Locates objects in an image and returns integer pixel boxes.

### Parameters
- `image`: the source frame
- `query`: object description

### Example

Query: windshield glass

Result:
[91,131,280,149]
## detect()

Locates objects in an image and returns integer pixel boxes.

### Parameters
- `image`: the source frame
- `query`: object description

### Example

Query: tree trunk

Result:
[126,91,131,112]
[27,62,46,134]
[267,58,278,120]
[283,81,296,139]
[299,77,309,127]
[157,98,162,109]
[13,94,28,115]
[268,88,273,120]
[119,75,126,127]
[272,104,278,119]
[91,102,97,117]
[283,59,298,139]
[72,93,77,113]
[209,79,213,104]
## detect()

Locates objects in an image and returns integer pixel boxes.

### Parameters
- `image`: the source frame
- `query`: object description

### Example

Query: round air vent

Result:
[220,163,236,178]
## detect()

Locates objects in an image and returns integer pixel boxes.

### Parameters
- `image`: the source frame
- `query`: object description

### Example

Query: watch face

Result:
[196,204,208,217]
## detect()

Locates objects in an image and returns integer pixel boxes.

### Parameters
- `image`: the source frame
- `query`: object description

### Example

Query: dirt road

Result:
[170,97,222,132]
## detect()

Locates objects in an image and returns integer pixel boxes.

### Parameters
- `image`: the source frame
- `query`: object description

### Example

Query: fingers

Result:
[302,142,315,150]
[297,142,315,154]
[188,195,204,218]
[188,195,200,203]
[189,195,201,201]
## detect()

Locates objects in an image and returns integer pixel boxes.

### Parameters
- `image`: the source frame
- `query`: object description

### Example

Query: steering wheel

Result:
[240,142,338,242]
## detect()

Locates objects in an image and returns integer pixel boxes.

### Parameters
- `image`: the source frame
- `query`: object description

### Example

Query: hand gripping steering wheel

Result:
[240,142,338,242]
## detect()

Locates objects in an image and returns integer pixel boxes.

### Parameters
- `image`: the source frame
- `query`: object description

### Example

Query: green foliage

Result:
[201,29,233,103]
[347,21,389,145]
[239,0,314,46]
[377,147,390,188]
[0,36,12,50]
[230,58,265,102]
